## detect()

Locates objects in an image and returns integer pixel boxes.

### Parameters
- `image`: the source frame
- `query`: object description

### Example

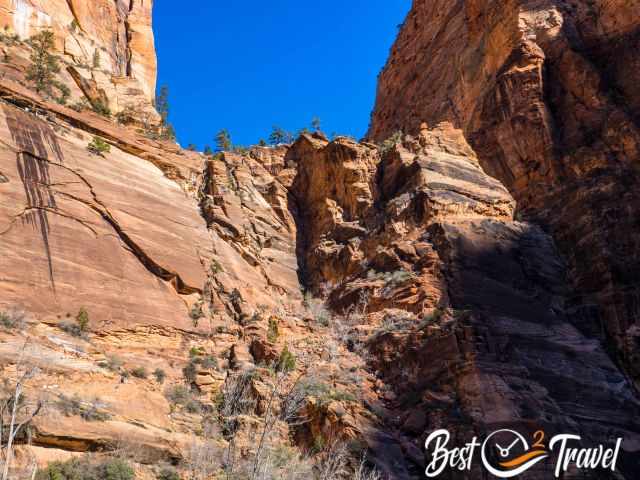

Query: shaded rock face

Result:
[369,0,640,393]
[0,0,157,115]
[289,125,640,478]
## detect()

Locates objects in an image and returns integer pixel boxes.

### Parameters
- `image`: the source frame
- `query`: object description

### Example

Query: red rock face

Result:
[3,2,640,478]
[369,0,640,394]
[288,125,640,479]
[0,0,157,116]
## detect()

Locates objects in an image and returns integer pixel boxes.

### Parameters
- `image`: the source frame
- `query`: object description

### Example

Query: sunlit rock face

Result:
[0,0,157,114]
[2,1,640,478]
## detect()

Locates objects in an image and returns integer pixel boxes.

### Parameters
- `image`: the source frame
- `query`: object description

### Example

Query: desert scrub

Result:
[153,368,167,384]
[189,299,205,327]
[87,136,111,156]
[379,130,404,153]
[303,294,331,326]
[130,366,148,379]
[59,308,91,339]
[417,307,446,329]
[36,457,134,480]
[267,317,279,343]
[164,385,204,414]
[298,379,358,406]
[0,308,26,330]
[98,354,124,372]
[56,394,111,422]
[276,346,296,373]
[164,385,194,406]
[157,467,181,480]
[92,100,111,117]
[372,312,415,338]
[185,348,218,384]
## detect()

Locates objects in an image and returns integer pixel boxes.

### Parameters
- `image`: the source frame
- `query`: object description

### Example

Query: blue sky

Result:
[153,1,411,149]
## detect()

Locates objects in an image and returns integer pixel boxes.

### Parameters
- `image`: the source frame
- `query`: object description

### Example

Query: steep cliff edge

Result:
[369,0,640,392]
[0,0,157,117]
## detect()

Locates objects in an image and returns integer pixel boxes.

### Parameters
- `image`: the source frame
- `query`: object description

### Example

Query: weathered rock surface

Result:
[0,81,209,330]
[370,0,640,415]
[2,2,640,478]
[289,124,640,478]
[0,0,157,116]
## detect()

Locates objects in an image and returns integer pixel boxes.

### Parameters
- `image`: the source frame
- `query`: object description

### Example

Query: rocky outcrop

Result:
[0,79,208,330]
[289,124,640,478]
[369,0,640,394]
[0,0,157,116]
[3,2,640,478]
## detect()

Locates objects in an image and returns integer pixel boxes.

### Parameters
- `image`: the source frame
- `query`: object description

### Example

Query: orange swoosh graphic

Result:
[499,450,548,468]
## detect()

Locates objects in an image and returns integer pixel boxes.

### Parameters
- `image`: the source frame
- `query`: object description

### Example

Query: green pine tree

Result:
[155,85,176,140]
[215,129,232,151]
[269,126,286,145]
[26,30,60,96]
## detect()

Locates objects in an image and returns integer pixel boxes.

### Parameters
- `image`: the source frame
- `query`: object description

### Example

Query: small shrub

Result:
[189,302,205,327]
[210,259,224,274]
[92,100,111,117]
[185,399,203,414]
[158,467,181,480]
[267,317,279,343]
[69,99,89,112]
[56,394,83,417]
[55,83,70,105]
[76,307,89,331]
[56,394,111,422]
[99,354,124,372]
[183,360,198,384]
[298,380,357,406]
[304,295,331,327]
[131,366,148,379]
[164,385,191,405]
[81,402,112,422]
[189,346,204,357]
[92,49,101,69]
[197,355,218,370]
[0,308,26,330]
[383,270,414,288]
[276,346,296,373]
[59,322,87,339]
[153,368,167,384]
[380,130,404,153]
[100,459,134,480]
[88,136,111,156]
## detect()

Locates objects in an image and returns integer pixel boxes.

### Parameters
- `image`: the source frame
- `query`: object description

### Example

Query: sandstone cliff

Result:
[1,1,640,479]
[0,0,157,116]
[370,0,640,420]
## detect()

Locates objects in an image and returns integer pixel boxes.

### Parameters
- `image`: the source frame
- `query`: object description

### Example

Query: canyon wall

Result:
[1,1,640,479]
[369,0,640,392]
[0,0,157,114]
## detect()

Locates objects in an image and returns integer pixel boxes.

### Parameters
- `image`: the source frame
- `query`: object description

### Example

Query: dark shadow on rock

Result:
[368,219,640,479]
[3,104,65,292]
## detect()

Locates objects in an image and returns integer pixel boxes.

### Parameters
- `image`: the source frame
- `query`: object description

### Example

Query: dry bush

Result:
[184,440,222,480]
